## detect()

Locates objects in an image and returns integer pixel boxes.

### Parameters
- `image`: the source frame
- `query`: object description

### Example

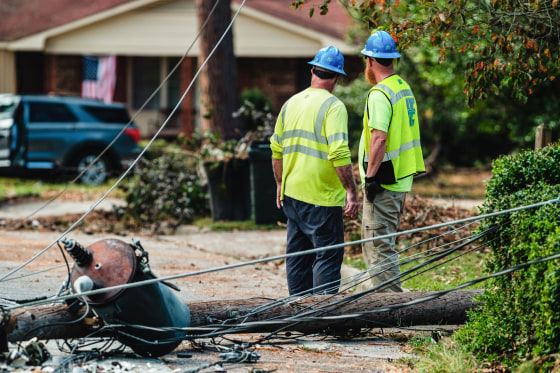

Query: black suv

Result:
[0,94,141,185]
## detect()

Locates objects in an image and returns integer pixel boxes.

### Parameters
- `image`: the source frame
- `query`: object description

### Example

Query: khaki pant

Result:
[361,189,407,292]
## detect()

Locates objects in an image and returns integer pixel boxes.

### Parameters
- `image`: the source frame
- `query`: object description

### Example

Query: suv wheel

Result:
[76,153,109,186]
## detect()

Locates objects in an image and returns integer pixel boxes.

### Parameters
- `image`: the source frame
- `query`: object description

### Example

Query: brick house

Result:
[0,0,362,138]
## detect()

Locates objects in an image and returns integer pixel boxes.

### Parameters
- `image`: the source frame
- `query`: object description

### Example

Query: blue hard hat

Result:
[361,30,402,59]
[308,46,346,76]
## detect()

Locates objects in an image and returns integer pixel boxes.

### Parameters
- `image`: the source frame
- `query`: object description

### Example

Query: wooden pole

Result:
[535,123,552,149]
[5,290,482,342]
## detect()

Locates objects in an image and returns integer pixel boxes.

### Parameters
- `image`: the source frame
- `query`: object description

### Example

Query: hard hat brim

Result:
[307,61,346,76]
[361,48,402,59]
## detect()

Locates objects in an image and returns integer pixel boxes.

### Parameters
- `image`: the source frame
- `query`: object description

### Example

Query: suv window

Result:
[82,105,130,124]
[28,102,77,122]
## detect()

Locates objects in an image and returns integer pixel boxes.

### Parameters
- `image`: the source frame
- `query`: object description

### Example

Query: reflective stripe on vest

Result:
[375,83,413,106]
[363,138,423,163]
[274,96,344,161]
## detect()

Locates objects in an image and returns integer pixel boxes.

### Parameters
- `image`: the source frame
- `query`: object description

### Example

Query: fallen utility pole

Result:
[4,289,482,343]
[1,238,483,357]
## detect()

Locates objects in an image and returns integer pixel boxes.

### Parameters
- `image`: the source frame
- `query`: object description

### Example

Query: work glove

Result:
[364,176,383,203]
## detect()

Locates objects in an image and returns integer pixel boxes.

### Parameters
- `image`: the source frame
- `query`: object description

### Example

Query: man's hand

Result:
[364,176,383,203]
[276,183,283,209]
[272,158,284,209]
[344,188,359,218]
[335,164,359,218]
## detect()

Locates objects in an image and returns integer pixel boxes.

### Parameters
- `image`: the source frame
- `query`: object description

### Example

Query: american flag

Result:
[81,55,116,103]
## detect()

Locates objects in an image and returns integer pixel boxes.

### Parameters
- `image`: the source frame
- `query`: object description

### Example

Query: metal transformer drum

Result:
[63,238,190,357]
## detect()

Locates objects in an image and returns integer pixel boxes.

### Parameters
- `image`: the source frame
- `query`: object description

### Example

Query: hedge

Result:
[454,144,560,370]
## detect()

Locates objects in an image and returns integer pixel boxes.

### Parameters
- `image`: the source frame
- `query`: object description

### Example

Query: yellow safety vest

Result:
[270,87,351,206]
[360,75,425,186]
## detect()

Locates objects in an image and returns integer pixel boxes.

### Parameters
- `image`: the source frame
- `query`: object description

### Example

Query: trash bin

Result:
[248,141,287,225]
[203,157,251,221]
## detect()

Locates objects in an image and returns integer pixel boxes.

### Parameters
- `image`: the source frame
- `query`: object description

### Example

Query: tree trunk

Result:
[196,0,240,140]
[5,290,482,342]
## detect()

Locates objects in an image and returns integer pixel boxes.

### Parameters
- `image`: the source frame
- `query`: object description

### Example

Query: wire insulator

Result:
[62,239,93,267]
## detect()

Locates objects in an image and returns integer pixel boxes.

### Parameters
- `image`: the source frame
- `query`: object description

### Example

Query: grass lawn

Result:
[411,166,490,200]
[398,245,488,291]
[0,175,125,202]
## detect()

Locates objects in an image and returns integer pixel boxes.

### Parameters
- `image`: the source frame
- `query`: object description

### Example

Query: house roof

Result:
[0,0,353,43]
[0,0,133,42]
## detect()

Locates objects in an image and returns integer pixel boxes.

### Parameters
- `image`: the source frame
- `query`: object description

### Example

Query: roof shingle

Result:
[0,0,133,41]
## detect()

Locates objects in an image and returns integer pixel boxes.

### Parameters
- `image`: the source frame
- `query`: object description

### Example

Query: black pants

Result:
[282,196,345,295]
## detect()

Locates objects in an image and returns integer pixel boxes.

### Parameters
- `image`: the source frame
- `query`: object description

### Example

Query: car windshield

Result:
[82,105,131,124]
[0,96,18,120]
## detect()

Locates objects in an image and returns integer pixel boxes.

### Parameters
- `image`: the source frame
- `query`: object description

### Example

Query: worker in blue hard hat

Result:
[270,46,359,296]
[358,30,425,292]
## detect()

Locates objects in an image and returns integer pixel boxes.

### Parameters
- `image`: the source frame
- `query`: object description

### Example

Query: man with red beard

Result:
[358,31,425,292]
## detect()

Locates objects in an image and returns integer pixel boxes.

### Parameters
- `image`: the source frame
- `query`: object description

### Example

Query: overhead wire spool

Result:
[62,238,190,357]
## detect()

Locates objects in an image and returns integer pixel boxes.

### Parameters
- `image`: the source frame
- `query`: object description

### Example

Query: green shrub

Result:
[454,143,560,370]
[119,150,209,232]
